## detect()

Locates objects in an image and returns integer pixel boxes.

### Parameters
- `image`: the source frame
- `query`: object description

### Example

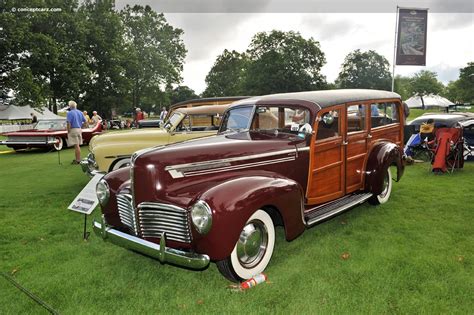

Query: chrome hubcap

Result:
[236,220,268,268]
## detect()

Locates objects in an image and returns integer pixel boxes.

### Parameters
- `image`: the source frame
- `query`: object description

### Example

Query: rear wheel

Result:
[369,167,392,205]
[53,137,64,151]
[216,209,275,282]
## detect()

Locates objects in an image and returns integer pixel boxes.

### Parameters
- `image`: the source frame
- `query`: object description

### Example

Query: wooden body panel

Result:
[306,98,404,206]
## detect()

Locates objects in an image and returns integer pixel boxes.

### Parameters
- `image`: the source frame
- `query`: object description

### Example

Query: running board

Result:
[304,193,373,226]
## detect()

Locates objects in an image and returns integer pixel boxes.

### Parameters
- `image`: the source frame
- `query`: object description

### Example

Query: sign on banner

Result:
[68,173,104,215]
[396,8,428,66]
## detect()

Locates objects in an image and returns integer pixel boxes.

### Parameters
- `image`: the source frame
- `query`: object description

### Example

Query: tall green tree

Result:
[243,30,326,95]
[444,80,463,103]
[409,70,444,96]
[336,49,392,90]
[121,5,186,111]
[203,49,248,97]
[394,75,412,100]
[170,85,198,104]
[1,0,89,110]
[81,0,129,117]
[455,62,474,103]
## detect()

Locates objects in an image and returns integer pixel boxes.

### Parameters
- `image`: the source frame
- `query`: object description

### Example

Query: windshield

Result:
[219,106,253,133]
[163,112,182,131]
[34,120,67,131]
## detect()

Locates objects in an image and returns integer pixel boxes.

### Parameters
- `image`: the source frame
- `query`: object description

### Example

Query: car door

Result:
[306,106,345,205]
[345,104,370,193]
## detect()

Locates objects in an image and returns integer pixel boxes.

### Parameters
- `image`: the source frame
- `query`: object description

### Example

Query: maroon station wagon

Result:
[93,89,405,282]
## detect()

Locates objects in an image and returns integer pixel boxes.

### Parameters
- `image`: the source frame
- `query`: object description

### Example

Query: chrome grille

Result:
[138,203,191,243]
[117,193,138,235]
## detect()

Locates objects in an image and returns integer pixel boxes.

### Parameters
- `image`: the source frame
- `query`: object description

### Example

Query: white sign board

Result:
[68,173,104,215]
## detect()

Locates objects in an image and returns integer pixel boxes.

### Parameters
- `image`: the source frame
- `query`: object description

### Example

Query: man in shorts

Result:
[67,101,86,164]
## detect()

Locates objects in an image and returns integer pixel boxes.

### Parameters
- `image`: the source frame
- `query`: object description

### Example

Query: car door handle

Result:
[342,141,348,146]
[366,134,372,139]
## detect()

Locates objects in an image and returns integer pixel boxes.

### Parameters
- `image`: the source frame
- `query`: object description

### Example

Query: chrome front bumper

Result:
[80,153,104,177]
[93,216,210,270]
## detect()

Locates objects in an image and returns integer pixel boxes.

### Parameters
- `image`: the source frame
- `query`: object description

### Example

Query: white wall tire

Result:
[369,167,392,205]
[53,137,64,151]
[110,158,131,171]
[217,209,275,282]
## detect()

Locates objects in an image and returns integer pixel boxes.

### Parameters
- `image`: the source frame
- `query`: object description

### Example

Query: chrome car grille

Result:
[117,193,138,235]
[137,203,191,243]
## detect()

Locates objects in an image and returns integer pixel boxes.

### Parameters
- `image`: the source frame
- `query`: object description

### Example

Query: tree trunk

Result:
[53,98,57,114]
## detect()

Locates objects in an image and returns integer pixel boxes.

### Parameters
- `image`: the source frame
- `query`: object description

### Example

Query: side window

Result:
[316,110,340,140]
[371,102,400,128]
[252,106,310,132]
[177,116,191,131]
[346,104,367,133]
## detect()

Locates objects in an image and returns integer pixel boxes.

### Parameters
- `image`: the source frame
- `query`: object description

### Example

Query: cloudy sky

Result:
[117,1,473,94]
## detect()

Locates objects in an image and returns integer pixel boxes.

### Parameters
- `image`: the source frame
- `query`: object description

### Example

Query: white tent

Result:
[405,94,455,109]
[0,105,63,120]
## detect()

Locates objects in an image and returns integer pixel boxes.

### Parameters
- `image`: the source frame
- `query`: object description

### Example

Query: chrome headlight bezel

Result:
[96,179,110,206]
[190,200,213,235]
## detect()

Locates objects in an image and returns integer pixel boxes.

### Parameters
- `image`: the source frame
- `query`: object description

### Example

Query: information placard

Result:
[68,173,104,215]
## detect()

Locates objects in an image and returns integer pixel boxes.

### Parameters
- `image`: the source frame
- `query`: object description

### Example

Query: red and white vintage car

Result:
[1,119,102,151]
[93,89,405,282]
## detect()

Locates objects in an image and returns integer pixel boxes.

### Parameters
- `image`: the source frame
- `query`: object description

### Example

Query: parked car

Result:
[405,112,474,142]
[1,119,102,151]
[93,89,405,282]
[81,105,230,176]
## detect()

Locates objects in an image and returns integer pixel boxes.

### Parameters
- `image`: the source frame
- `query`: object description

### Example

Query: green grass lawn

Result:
[0,145,473,314]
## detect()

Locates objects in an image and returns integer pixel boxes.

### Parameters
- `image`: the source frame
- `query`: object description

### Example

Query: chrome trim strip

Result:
[166,148,297,178]
[182,156,296,177]
[93,218,209,270]
[297,147,310,152]
[0,140,57,145]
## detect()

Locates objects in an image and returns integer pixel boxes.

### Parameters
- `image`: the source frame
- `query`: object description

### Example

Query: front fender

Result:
[365,141,404,195]
[193,175,305,261]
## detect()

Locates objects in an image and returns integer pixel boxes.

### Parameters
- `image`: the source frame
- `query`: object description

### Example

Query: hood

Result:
[131,131,303,207]
[90,128,168,151]
[136,131,299,169]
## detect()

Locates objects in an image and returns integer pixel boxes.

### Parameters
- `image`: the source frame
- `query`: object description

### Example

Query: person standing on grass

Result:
[67,101,86,164]
[91,110,102,126]
[159,107,168,121]
[135,107,144,126]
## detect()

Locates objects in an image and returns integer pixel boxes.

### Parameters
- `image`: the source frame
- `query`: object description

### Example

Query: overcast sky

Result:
[116,1,473,94]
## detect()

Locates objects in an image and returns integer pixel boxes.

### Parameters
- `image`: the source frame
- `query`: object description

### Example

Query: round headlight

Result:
[96,179,110,206]
[190,200,212,235]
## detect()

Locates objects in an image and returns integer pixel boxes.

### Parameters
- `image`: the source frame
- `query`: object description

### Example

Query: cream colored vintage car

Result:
[81,105,229,176]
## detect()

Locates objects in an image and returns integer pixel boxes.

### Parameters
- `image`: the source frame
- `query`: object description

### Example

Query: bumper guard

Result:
[93,215,210,270]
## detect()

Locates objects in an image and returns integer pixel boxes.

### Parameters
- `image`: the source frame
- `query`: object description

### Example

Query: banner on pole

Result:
[396,8,428,66]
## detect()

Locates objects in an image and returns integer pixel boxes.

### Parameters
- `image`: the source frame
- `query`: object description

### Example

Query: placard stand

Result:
[57,149,61,165]
[68,173,104,241]
[83,214,90,240]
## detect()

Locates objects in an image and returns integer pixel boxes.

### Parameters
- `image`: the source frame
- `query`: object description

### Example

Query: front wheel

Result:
[369,167,392,205]
[216,209,275,282]
[110,158,131,171]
